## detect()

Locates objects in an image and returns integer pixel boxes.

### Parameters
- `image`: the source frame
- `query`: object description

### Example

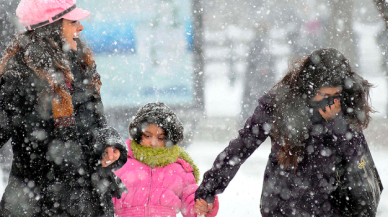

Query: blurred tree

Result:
[240,23,275,127]
[192,0,205,110]
[0,0,18,53]
[328,0,357,66]
[374,0,388,30]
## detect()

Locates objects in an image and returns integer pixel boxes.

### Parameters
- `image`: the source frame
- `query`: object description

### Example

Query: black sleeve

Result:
[0,72,21,149]
[90,88,128,169]
[78,90,129,199]
[83,68,128,198]
[195,94,273,203]
[72,63,128,169]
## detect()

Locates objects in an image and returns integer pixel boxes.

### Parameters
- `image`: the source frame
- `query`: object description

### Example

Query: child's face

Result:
[140,124,166,148]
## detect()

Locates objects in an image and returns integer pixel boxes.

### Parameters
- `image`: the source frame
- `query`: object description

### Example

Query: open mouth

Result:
[73,36,80,42]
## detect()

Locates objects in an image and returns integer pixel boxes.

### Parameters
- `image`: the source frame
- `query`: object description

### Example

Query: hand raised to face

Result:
[318,98,341,121]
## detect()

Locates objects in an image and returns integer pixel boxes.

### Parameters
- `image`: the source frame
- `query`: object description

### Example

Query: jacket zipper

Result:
[147,167,153,216]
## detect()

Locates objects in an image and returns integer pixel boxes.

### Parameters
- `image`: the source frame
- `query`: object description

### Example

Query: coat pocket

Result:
[333,146,383,217]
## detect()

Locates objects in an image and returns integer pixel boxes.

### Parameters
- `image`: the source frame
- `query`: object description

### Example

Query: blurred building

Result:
[0,0,18,53]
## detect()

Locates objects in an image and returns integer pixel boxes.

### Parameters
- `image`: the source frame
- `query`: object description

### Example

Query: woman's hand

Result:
[101,146,121,167]
[194,199,213,216]
[319,98,341,121]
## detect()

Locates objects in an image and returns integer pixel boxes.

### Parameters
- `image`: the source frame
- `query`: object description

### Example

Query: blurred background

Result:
[1,0,388,215]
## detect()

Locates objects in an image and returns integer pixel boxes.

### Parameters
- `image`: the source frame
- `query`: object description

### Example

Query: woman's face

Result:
[62,19,84,51]
[312,86,342,101]
[140,124,166,148]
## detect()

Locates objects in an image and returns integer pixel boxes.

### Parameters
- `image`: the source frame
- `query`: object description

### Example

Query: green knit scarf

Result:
[131,140,200,183]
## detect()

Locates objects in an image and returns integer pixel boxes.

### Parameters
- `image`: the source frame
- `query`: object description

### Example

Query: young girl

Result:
[113,102,219,217]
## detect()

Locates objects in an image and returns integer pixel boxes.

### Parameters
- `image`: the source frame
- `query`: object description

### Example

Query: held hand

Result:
[194,199,213,216]
[101,146,120,167]
[319,98,341,121]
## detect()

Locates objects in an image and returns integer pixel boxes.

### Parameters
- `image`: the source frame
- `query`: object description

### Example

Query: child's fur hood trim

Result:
[130,140,200,183]
[128,102,184,146]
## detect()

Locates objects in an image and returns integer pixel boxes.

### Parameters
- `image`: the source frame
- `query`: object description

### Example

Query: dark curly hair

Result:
[270,48,374,169]
[129,102,184,147]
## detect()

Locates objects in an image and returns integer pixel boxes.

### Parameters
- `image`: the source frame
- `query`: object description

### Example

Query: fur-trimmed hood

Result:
[129,102,184,146]
[128,140,200,183]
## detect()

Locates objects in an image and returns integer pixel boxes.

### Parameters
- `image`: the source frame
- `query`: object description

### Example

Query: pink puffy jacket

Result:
[113,139,219,217]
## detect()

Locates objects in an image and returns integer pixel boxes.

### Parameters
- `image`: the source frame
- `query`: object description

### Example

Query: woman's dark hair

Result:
[270,48,374,169]
[0,19,94,79]
[129,102,184,147]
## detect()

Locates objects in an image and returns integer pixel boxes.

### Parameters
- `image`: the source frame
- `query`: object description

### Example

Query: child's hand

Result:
[194,199,213,216]
[101,146,121,167]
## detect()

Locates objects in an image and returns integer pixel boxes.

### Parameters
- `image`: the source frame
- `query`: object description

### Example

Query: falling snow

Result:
[1,0,388,216]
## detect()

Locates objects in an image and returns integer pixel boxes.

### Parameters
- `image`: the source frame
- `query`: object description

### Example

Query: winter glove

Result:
[92,166,127,199]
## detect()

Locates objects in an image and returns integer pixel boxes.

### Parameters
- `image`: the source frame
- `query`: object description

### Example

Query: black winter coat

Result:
[0,49,128,216]
[195,93,379,217]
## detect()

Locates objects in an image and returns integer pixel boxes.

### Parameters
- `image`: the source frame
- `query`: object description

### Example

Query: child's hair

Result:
[129,102,184,147]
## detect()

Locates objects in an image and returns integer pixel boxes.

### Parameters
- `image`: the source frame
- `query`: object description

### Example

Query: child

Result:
[113,102,219,217]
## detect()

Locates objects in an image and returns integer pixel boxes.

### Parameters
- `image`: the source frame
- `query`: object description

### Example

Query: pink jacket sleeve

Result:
[180,172,219,217]
[205,196,219,217]
[180,172,198,217]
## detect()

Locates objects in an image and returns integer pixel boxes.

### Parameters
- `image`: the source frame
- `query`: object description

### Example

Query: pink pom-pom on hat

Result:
[16,0,90,30]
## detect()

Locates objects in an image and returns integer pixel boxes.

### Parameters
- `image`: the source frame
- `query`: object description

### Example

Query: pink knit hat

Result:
[16,0,90,30]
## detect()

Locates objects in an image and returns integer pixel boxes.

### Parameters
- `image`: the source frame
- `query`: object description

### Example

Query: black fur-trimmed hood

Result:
[129,102,184,147]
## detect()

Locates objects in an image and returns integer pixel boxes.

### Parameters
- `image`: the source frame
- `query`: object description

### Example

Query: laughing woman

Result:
[0,0,128,216]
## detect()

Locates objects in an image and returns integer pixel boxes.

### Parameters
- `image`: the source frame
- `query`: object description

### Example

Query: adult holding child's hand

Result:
[194,199,214,216]
[195,48,382,217]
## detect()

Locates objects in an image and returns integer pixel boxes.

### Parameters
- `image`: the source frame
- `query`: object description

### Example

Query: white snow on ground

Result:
[186,141,270,216]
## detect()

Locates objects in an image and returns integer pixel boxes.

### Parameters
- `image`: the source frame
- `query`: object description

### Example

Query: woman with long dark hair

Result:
[0,0,127,216]
[194,48,383,216]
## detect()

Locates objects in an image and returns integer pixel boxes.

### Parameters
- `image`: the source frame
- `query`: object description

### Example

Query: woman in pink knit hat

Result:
[0,0,128,216]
